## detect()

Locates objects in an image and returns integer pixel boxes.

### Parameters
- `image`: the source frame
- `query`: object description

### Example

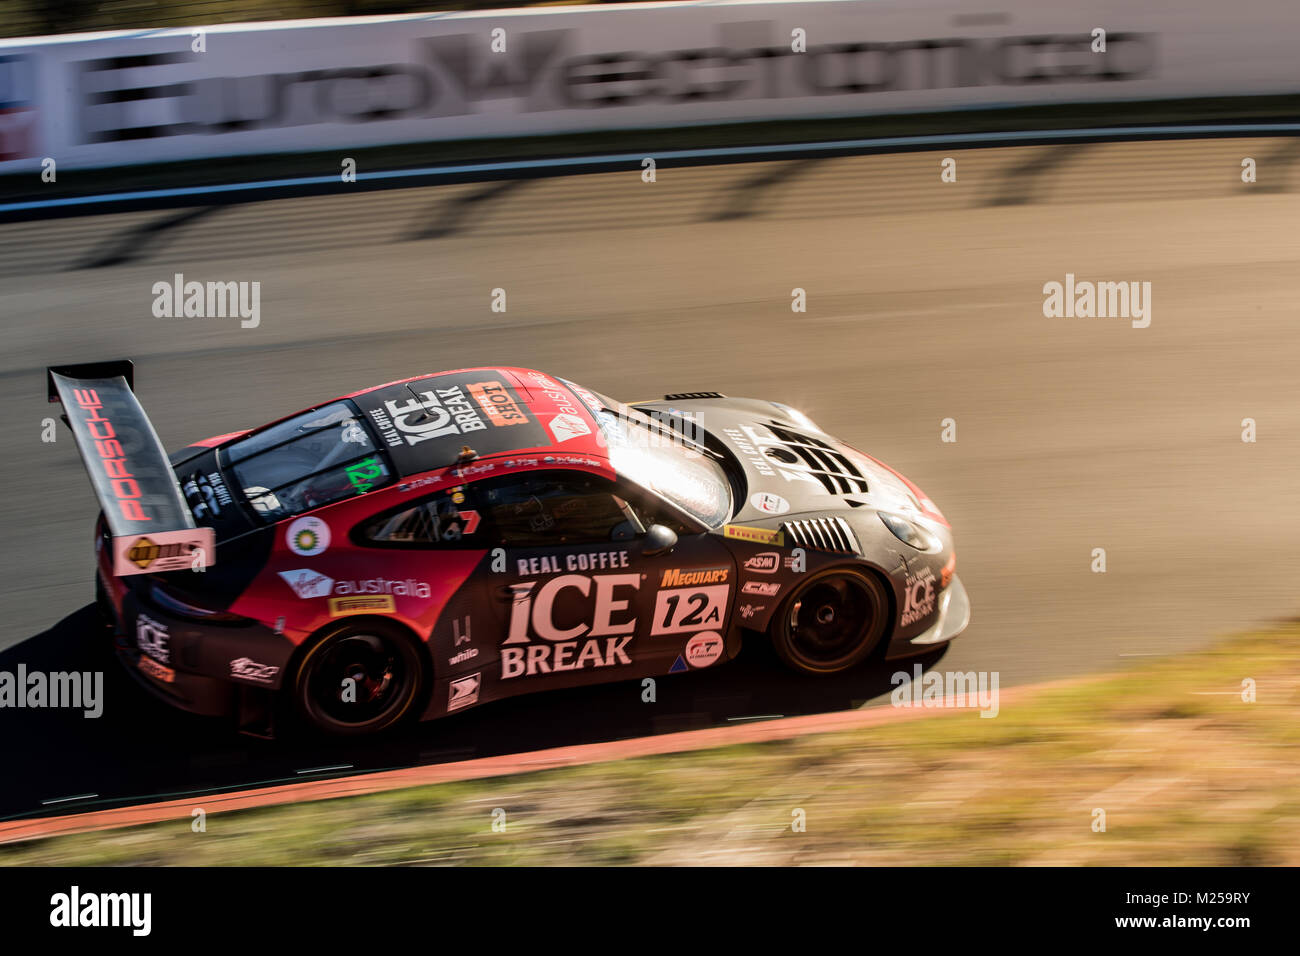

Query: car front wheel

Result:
[769,567,889,674]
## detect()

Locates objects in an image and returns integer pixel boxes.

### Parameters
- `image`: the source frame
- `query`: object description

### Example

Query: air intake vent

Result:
[765,424,870,495]
[780,516,860,554]
[663,391,725,400]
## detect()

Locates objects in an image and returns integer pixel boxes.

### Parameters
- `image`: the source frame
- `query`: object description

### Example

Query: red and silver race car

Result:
[50,360,970,736]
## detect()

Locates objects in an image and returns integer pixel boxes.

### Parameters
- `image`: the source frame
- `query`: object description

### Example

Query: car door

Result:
[355,482,496,718]
[472,468,737,696]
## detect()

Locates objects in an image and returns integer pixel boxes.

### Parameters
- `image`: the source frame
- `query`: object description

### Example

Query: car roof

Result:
[342,367,610,478]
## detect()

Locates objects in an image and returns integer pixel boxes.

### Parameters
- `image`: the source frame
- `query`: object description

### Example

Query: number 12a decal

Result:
[652,585,728,635]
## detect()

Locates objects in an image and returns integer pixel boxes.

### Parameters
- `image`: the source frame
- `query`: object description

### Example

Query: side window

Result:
[479,472,640,547]
[361,486,481,547]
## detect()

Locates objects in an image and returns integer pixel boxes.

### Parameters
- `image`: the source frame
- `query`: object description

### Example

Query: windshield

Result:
[224,402,394,522]
[565,383,733,529]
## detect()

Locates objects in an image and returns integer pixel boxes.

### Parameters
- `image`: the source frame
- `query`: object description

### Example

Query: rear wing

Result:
[48,361,214,576]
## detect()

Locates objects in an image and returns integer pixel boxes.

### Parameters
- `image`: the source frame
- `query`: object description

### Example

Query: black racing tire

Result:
[769,566,890,675]
[290,620,425,737]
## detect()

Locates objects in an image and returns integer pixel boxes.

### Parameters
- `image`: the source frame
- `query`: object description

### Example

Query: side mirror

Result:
[643,523,678,557]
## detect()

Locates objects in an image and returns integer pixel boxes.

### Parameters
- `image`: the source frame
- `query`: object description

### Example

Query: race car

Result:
[49,360,970,737]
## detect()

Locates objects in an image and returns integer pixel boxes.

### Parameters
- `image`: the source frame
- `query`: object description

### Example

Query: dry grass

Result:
[3,626,1297,865]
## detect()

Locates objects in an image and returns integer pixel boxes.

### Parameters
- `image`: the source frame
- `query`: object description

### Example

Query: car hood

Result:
[635,398,936,525]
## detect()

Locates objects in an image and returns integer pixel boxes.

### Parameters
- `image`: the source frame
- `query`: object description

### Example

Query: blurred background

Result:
[1,0,629,39]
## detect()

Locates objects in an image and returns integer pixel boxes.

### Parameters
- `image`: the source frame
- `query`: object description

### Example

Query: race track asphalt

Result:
[1,136,1297,815]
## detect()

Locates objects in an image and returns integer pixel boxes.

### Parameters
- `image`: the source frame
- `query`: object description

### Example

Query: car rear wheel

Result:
[291,621,424,736]
[770,567,889,674]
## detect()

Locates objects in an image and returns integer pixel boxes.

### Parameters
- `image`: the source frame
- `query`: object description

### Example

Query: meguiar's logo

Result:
[660,567,728,587]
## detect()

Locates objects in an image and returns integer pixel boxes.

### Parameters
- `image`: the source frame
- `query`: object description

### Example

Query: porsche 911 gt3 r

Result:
[49,360,970,736]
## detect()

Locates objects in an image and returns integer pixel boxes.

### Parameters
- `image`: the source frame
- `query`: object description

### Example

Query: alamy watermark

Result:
[1042,273,1151,328]
[50,886,150,936]
[151,273,260,328]
[0,665,102,717]
[890,664,999,718]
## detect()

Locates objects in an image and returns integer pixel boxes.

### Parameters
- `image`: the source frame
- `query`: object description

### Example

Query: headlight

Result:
[879,511,940,552]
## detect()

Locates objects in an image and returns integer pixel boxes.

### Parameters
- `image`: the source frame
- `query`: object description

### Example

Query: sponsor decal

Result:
[183,471,232,521]
[453,617,472,646]
[652,584,728,635]
[329,595,396,616]
[742,581,781,597]
[723,426,775,478]
[333,577,432,597]
[229,657,279,684]
[751,492,790,515]
[561,380,606,418]
[66,384,149,524]
[75,30,1154,149]
[279,568,335,599]
[739,603,765,619]
[452,510,480,536]
[724,524,785,546]
[115,528,214,574]
[659,567,728,587]
[286,516,330,556]
[363,373,550,471]
[668,655,689,674]
[725,424,833,492]
[137,655,175,684]
[449,616,477,665]
[744,552,780,573]
[543,455,601,467]
[684,631,724,668]
[398,475,441,493]
[448,672,481,712]
[502,573,638,679]
[345,455,388,495]
[135,612,170,663]
[901,566,938,626]
[516,550,629,576]
[548,413,591,443]
[283,571,430,602]
[373,385,487,448]
[206,471,233,505]
[467,380,530,427]
[367,405,400,448]
[525,372,586,420]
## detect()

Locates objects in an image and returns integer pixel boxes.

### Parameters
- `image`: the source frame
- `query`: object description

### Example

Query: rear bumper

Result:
[97,565,283,720]
[884,574,971,659]
[113,639,236,718]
